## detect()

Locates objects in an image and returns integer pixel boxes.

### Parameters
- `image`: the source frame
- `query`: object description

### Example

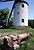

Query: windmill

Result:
[0,0,29,26]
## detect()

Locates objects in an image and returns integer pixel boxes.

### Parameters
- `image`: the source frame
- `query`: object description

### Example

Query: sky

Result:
[0,0,34,19]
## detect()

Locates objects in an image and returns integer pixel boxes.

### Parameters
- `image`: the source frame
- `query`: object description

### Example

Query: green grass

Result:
[0,26,34,33]
[0,26,34,50]
[0,39,3,44]
[0,28,18,33]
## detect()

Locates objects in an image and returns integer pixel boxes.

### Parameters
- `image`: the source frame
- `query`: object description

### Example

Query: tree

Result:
[28,20,33,28]
[8,17,13,27]
[0,8,10,28]
[33,19,34,28]
[0,8,10,21]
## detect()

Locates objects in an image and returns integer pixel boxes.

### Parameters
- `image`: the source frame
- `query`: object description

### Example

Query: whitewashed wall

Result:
[13,2,28,26]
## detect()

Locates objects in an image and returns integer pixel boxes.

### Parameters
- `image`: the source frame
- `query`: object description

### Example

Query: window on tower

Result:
[22,19,24,23]
[22,4,24,7]
[17,12,19,14]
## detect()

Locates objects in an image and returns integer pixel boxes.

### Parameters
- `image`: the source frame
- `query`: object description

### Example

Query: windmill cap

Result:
[15,1,29,6]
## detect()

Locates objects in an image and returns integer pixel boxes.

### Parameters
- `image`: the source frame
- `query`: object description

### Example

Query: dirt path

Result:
[0,32,11,40]
[0,30,22,40]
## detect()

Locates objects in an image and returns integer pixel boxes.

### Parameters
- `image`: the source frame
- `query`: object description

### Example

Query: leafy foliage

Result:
[8,17,13,27]
[0,8,10,21]
[28,20,34,28]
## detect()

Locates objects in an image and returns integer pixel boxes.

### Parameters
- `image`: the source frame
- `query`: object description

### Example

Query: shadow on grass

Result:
[10,27,24,30]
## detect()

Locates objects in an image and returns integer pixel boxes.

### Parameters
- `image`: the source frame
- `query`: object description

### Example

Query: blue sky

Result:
[0,0,34,19]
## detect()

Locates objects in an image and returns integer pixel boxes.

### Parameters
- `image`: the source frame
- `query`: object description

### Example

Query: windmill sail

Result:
[8,2,15,23]
[0,0,14,2]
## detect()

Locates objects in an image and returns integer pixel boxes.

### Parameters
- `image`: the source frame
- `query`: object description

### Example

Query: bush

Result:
[28,20,34,28]
[8,17,13,27]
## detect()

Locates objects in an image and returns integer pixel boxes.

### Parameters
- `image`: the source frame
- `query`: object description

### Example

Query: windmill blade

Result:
[8,2,15,23]
[0,0,20,2]
[0,0,14,2]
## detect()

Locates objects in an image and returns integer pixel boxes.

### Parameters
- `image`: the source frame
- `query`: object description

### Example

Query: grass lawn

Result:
[0,26,34,33]
[0,26,34,50]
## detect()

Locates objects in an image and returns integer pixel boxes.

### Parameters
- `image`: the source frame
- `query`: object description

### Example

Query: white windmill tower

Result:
[1,0,29,26]
[13,0,29,26]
